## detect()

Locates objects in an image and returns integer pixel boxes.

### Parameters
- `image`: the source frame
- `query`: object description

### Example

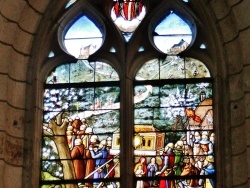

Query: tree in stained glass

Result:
[153,12,193,54]
[42,1,216,187]
[41,61,121,188]
[133,57,215,188]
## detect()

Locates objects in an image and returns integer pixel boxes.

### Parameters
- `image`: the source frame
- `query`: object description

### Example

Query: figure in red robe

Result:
[71,138,85,179]
[71,117,81,133]
[113,0,143,21]
[85,135,100,187]
[156,143,175,188]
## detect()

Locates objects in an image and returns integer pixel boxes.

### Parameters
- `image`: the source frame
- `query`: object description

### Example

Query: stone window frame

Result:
[24,0,228,187]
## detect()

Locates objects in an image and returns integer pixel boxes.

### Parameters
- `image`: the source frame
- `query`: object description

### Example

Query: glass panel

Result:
[46,64,70,84]
[43,111,63,123]
[154,12,193,54]
[42,62,120,187]
[46,61,119,84]
[65,16,102,39]
[160,56,185,79]
[44,89,70,112]
[160,84,187,108]
[160,83,213,107]
[69,61,120,82]
[135,59,159,80]
[185,57,211,78]
[64,15,103,58]
[138,46,145,52]
[67,88,94,111]
[111,0,146,41]
[134,108,154,125]
[40,182,120,188]
[200,43,206,49]
[41,104,120,187]
[94,62,119,81]
[93,87,120,110]
[48,51,55,58]
[134,63,214,187]
[70,60,94,83]
[134,85,159,108]
[136,57,211,80]
[64,38,103,59]
[110,47,116,53]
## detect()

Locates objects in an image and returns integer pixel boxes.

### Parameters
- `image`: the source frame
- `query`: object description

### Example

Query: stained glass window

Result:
[41,60,121,188]
[64,15,103,59]
[153,12,193,54]
[111,0,146,41]
[41,1,216,187]
[133,57,214,187]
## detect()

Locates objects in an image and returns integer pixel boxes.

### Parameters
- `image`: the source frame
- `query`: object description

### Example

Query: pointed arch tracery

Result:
[39,1,216,188]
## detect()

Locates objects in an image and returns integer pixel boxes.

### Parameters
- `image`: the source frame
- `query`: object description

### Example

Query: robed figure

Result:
[71,139,85,179]
[156,143,175,188]
[113,0,143,21]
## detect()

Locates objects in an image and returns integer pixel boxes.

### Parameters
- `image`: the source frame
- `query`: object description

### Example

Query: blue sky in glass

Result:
[64,16,103,58]
[65,16,102,39]
[48,51,54,58]
[200,43,206,49]
[154,13,192,54]
[155,13,192,35]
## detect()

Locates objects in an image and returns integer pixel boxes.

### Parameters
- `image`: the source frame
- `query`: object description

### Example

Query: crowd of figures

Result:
[134,130,215,188]
[66,116,215,188]
[66,117,118,188]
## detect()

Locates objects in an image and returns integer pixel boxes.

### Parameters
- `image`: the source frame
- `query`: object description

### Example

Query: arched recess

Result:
[120,1,228,188]
[23,1,125,187]
[57,1,106,56]
[132,57,214,186]
[22,1,232,188]
[125,0,216,70]
[128,0,216,78]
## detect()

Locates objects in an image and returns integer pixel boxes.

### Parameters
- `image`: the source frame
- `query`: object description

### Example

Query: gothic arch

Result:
[19,1,246,187]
